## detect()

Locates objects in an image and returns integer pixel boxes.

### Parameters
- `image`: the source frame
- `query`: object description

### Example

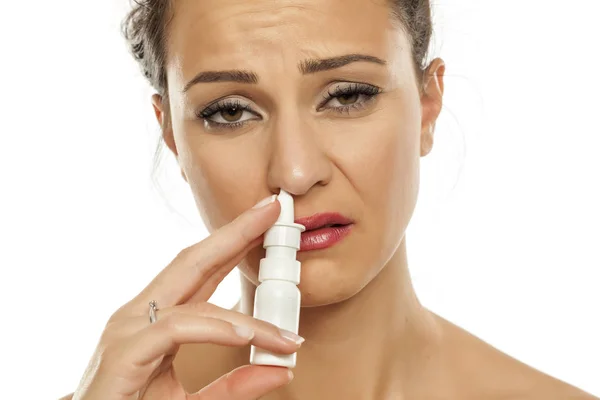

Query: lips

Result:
[295,213,354,251]
[295,212,353,231]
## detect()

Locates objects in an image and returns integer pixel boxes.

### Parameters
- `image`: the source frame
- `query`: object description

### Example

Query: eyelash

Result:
[197,99,254,130]
[196,83,382,130]
[321,83,381,113]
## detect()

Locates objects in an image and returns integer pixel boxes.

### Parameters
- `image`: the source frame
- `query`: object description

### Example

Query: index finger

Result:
[123,195,280,314]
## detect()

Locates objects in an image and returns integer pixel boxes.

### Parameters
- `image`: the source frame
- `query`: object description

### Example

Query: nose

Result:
[266,112,332,196]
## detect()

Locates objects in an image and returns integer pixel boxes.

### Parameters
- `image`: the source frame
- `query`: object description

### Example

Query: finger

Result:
[186,235,263,304]
[108,236,260,324]
[105,314,256,371]
[191,365,293,400]
[104,303,303,355]
[93,315,257,398]
[118,195,279,317]
[141,196,279,307]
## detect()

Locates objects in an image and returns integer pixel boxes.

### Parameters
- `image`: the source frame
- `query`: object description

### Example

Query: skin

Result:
[61,0,597,399]
[153,0,596,398]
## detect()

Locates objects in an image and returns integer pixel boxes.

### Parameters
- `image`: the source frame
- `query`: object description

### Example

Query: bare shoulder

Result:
[524,369,599,400]
[434,314,598,400]
[494,357,598,400]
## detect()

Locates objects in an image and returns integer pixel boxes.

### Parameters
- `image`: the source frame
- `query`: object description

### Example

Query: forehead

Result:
[165,0,408,84]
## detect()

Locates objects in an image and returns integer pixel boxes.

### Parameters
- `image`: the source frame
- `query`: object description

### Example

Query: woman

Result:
[63,0,596,399]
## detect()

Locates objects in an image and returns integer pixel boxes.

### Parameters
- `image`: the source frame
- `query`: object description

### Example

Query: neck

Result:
[237,237,444,399]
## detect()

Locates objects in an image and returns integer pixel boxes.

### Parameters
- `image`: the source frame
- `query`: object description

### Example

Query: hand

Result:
[71,195,303,400]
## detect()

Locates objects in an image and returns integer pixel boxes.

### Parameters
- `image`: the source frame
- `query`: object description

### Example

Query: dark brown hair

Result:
[122,0,434,99]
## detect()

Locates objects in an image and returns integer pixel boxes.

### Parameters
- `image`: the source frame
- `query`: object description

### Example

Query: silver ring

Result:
[149,300,159,324]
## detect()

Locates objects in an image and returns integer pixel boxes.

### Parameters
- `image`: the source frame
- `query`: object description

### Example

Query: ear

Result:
[151,93,188,183]
[420,58,445,157]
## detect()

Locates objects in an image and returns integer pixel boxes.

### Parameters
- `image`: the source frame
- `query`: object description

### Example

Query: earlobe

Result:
[420,123,434,157]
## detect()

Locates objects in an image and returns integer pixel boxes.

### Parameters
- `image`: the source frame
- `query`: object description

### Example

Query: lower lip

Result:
[299,224,353,252]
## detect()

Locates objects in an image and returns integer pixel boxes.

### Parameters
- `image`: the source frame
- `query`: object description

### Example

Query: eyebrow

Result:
[299,54,387,74]
[183,70,258,92]
[182,53,386,92]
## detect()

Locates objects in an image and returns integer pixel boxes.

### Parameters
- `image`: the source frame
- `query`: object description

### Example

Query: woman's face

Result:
[156,0,444,306]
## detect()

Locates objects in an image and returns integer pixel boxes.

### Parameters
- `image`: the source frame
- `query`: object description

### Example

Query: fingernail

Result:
[252,194,277,209]
[287,369,294,382]
[233,325,255,340]
[279,328,305,345]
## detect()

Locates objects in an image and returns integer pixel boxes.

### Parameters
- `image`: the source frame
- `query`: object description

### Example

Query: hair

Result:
[121,0,436,193]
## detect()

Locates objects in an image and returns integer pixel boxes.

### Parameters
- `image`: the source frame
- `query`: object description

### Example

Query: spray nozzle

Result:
[276,189,295,224]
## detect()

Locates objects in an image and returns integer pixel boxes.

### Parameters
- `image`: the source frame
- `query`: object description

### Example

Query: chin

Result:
[298,256,370,307]
[241,243,378,308]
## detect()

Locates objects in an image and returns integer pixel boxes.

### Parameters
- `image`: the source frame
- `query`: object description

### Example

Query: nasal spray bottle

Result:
[249,189,306,368]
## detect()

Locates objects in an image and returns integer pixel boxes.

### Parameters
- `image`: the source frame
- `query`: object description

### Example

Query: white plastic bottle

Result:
[249,189,305,368]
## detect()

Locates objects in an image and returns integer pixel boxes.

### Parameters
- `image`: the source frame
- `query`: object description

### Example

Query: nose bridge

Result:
[266,108,331,196]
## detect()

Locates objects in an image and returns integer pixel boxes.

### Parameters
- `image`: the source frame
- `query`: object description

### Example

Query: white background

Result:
[1,0,598,398]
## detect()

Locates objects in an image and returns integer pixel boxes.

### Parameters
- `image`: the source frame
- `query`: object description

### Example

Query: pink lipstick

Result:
[295,212,354,251]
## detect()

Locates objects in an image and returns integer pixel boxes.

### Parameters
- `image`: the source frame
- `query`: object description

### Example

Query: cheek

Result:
[377,124,420,220]
[177,134,268,231]
[338,111,420,216]
[336,98,421,258]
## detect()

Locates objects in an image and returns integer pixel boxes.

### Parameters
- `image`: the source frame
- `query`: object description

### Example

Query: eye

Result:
[197,98,261,129]
[220,107,244,122]
[320,82,381,113]
[333,93,360,106]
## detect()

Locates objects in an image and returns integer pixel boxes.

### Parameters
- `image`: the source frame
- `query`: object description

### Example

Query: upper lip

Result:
[295,212,354,231]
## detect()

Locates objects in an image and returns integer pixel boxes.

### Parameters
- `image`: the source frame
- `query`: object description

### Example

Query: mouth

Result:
[295,213,354,252]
